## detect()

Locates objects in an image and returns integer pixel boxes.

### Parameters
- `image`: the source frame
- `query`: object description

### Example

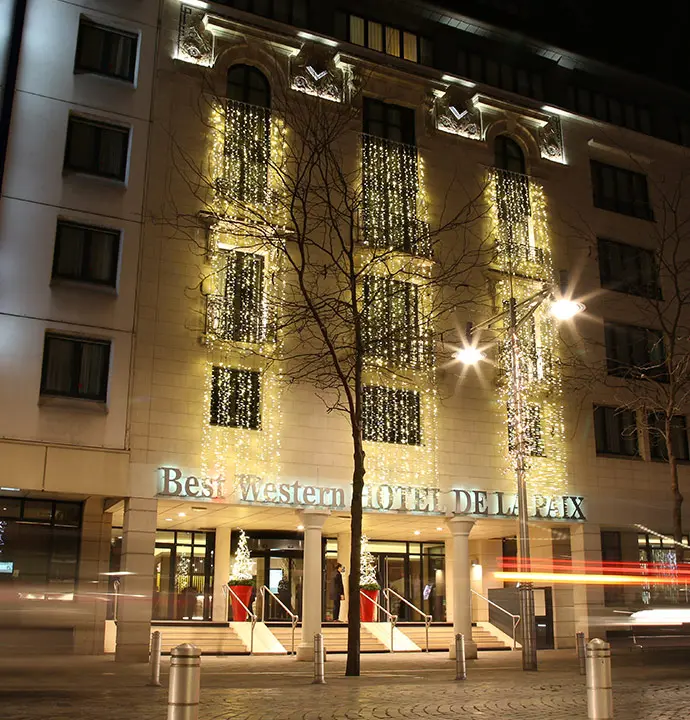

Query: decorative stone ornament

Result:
[289,43,348,103]
[538,115,564,164]
[434,88,482,141]
[177,5,214,67]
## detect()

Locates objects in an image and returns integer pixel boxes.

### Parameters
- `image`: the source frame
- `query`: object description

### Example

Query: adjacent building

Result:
[1,0,689,661]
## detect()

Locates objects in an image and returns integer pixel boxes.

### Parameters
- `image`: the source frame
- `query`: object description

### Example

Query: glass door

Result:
[153,546,173,620]
[261,551,303,620]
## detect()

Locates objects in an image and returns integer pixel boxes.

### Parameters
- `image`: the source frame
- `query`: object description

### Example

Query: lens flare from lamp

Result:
[550,298,585,321]
[454,346,485,365]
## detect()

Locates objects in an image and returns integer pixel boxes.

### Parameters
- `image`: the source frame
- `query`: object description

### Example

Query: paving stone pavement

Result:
[2,650,690,719]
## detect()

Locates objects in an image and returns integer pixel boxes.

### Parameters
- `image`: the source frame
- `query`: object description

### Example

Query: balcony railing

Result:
[361,134,430,258]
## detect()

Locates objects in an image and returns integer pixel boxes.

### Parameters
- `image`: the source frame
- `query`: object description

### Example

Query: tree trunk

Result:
[345,434,365,676]
[665,415,684,561]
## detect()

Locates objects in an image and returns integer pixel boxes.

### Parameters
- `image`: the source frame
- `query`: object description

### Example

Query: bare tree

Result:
[158,48,489,675]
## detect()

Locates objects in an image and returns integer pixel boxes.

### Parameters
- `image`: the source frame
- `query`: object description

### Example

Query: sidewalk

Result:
[2,649,689,719]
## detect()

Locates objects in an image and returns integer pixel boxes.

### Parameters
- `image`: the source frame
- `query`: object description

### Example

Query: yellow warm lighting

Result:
[454,346,485,365]
[550,298,585,321]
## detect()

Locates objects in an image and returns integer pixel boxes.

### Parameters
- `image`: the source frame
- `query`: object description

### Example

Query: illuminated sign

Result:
[158,467,225,500]
[0,561,14,574]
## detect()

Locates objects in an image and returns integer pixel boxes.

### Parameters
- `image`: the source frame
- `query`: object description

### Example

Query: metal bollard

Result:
[454,633,466,681]
[586,638,613,720]
[576,631,586,676]
[313,633,326,684]
[167,643,201,720]
[149,631,162,687]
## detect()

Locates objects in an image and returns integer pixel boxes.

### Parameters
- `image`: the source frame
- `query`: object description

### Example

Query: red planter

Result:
[359,588,379,622]
[229,584,253,621]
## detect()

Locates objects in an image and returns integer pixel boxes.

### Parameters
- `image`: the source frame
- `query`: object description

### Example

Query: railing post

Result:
[425,617,430,653]
[167,643,201,720]
[454,633,466,681]
[313,633,325,684]
[148,630,162,687]
[390,618,394,653]
[576,631,586,676]
[586,638,613,720]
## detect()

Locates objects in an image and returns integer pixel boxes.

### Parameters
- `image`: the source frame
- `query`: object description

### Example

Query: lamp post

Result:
[456,282,583,672]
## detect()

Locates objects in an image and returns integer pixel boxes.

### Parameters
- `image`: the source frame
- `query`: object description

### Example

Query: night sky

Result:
[438,0,690,92]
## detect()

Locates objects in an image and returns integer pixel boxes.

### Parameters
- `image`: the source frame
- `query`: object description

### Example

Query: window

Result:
[363,98,415,145]
[52,220,120,287]
[507,403,544,456]
[64,117,129,181]
[638,533,690,605]
[74,19,137,82]
[227,64,271,108]
[457,50,544,100]
[40,334,111,402]
[362,386,421,445]
[590,161,653,220]
[223,0,308,26]
[604,322,667,381]
[648,413,690,462]
[494,136,530,224]
[567,86,652,135]
[598,238,660,299]
[594,406,638,456]
[495,135,526,175]
[362,276,428,368]
[338,12,430,64]
[209,367,261,429]
[0,498,82,599]
[209,250,267,343]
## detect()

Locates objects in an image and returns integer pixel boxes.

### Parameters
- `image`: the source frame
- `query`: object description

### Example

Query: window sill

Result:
[38,395,108,414]
[50,277,118,295]
[595,452,642,460]
[74,68,136,88]
[62,169,127,189]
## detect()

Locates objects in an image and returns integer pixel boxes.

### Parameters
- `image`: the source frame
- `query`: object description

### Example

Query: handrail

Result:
[225,585,257,655]
[470,589,521,650]
[383,587,432,652]
[360,590,398,653]
[113,579,121,622]
[260,585,298,656]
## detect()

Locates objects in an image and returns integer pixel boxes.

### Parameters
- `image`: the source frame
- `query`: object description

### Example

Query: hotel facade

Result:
[1,0,689,661]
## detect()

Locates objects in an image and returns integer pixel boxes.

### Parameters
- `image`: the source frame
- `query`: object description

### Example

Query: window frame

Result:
[40,333,111,403]
[74,18,138,83]
[209,367,262,430]
[458,50,544,101]
[648,413,690,462]
[597,237,661,299]
[344,12,427,64]
[52,220,120,288]
[603,321,667,382]
[64,116,130,182]
[590,160,653,220]
[593,405,639,457]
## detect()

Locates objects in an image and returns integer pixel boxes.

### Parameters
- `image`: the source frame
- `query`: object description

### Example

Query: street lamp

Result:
[456,283,584,672]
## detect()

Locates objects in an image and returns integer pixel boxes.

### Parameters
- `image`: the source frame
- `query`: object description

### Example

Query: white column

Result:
[446,517,477,659]
[212,527,232,622]
[296,509,329,661]
[115,497,157,662]
[337,531,351,621]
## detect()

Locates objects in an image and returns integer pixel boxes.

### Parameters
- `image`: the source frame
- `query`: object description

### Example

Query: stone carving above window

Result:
[289,44,350,103]
[538,115,564,164]
[177,5,214,67]
[434,89,482,141]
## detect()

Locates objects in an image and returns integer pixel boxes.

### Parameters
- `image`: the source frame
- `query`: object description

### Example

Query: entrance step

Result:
[267,623,388,653]
[396,623,513,652]
[151,621,275,655]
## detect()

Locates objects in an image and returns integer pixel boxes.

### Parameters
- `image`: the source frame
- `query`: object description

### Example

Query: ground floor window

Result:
[0,496,82,600]
[638,532,690,605]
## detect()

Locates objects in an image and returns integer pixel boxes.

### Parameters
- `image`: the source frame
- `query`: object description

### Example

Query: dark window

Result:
[648,413,690,462]
[495,135,526,174]
[362,386,421,445]
[228,0,308,25]
[601,531,624,605]
[594,406,638,456]
[0,497,82,598]
[209,367,261,429]
[568,86,652,135]
[40,334,110,402]
[52,221,119,287]
[590,161,653,220]
[507,403,544,456]
[604,321,667,381]
[208,250,266,343]
[227,64,271,108]
[598,238,660,299]
[362,276,429,368]
[64,117,129,181]
[457,51,543,100]
[363,98,415,145]
[75,19,137,82]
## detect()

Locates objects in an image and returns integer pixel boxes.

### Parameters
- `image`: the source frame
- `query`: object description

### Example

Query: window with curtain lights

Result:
[209,367,261,430]
[362,385,421,445]
[206,250,269,344]
[362,276,430,369]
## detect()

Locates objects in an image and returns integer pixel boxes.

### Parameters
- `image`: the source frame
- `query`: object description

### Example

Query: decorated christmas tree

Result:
[360,535,380,589]
[229,530,254,586]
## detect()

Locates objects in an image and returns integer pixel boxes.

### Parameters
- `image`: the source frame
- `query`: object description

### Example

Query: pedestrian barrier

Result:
[586,638,613,719]
[454,633,466,681]
[313,632,326,684]
[149,630,162,687]
[167,643,201,720]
